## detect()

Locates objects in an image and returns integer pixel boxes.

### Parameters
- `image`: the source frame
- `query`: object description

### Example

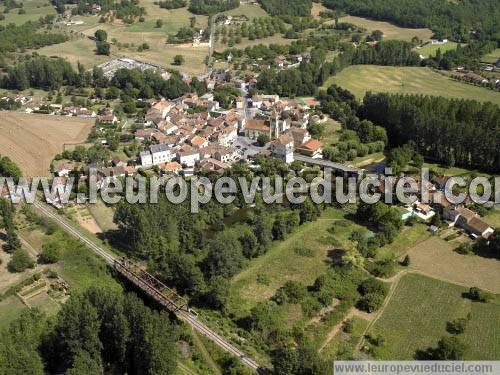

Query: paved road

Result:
[32,201,265,373]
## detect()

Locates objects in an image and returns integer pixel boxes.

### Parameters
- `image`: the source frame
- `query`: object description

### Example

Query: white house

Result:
[178,149,200,167]
[271,134,294,164]
[140,151,153,167]
[150,144,173,165]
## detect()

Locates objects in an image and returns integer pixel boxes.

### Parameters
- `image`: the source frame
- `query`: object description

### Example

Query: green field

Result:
[416,42,460,57]
[221,3,268,19]
[326,66,500,105]
[369,273,500,360]
[337,15,432,42]
[228,207,363,316]
[482,48,500,63]
[0,0,56,25]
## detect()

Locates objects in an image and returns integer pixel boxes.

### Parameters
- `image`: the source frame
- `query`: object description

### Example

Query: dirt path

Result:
[318,308,374,353]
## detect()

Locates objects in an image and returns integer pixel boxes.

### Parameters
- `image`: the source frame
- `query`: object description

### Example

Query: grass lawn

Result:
[0,0,56,25]
[228,207,363,316]
[416,42,460,57]
[0,296,26,331]
[87,200,117,232]
[482,48,500,63]
[352,152,385,168]
[337,15,432,42]
[422,162,492,179]
[484,209,500,229]
[407,236,500,293]
[326,66,500,106]
[369,273,500,360]
[320,117,342,146]
[376,223,430,260]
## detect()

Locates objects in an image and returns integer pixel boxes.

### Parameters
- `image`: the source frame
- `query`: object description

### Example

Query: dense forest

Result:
[0,287,179,374]
[323,0,500,44]
[359,93,500,172]
[259,0,312,17]
[0,55,195,99]
[188,0,239,15]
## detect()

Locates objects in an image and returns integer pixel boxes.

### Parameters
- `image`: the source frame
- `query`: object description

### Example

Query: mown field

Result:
[0,0,56,25]
[416,42,460,57]
[326,66,500,105]
[369,273,500,360]
[407,236,500,293]
[0,112,92,177]
[337,15,432,42]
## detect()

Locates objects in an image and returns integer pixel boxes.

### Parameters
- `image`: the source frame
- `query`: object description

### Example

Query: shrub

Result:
[9,249,35,272]
[357,292,385,312]
[466,287,493,303]
[41,241,62,263]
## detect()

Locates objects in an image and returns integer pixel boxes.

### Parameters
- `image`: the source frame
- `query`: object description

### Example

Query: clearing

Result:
[416,42,460,57]
[325,66,500,106]
[228,207,363,315]
[0,112,92,177]
[368,273,500,360]
[482,48,500,63]
[337,15,432,42]
[407,236,500,293]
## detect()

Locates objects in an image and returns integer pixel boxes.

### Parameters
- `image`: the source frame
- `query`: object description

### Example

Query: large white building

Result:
[140,144,172,167]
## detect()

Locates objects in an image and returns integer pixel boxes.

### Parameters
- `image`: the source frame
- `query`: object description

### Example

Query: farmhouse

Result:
[443,206,494,239]
[296,139,323,158]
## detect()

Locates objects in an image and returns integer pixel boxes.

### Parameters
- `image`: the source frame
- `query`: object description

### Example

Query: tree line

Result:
[188,0,239,15]
[359,92,500,172]
[259,0,312,17]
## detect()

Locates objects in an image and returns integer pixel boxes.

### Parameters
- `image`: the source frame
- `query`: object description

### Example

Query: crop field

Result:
[0,0,56,25]
[416,42,460,57]
[369,273,500,360]
[228,207,363,316]
[407,237,500,293]
[337,15,432,42]
[325,66,500,105]
[0,112,92,177]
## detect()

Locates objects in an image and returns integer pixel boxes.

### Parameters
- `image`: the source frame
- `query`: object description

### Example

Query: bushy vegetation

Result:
[0,21,67,54]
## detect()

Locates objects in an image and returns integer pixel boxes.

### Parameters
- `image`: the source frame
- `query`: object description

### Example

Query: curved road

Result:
[32,201,265,373]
